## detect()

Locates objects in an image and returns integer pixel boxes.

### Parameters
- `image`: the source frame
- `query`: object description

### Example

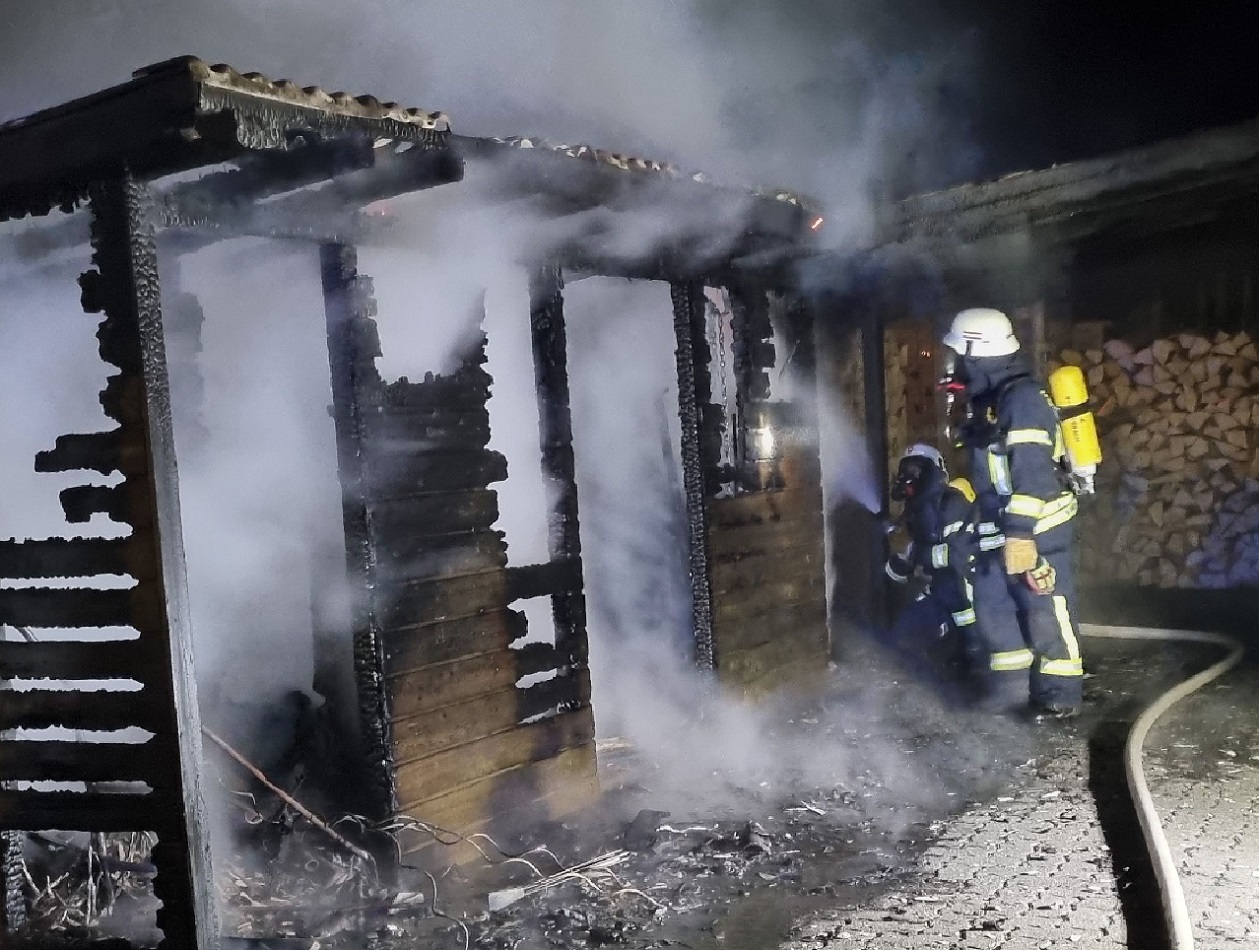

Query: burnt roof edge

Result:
[884,115,1259,244]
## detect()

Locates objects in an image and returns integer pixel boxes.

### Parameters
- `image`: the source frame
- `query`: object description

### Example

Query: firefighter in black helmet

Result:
[884,442,984,681]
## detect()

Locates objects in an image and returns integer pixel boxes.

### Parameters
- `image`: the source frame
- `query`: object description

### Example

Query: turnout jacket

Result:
[957,354,1078,550]
[888,476,979,583]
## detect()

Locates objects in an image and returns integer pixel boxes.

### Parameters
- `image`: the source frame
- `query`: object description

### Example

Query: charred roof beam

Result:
[0,56,451,223]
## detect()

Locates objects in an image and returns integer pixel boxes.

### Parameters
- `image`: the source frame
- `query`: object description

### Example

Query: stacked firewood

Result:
[1055,330,1259,588]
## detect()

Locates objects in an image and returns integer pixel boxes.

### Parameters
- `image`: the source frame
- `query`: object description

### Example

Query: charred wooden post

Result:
[0,830,23,933]
[671,281,719,670]
[0,173,218,949]
[319,243,397,825]
[527,266,587,665]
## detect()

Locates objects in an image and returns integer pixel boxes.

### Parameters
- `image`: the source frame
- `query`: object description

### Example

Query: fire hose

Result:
[1079,623,1246,950]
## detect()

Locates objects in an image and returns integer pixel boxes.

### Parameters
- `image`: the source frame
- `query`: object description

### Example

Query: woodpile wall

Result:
[1059,328,1259,588]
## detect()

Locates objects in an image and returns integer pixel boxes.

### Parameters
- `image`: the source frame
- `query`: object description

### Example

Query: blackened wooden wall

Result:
[321,249,596,858]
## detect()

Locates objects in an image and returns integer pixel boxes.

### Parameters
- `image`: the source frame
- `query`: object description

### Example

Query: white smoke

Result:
[0,0,984,243]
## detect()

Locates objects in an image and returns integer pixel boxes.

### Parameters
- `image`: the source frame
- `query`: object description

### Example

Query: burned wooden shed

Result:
[0,57,833,947]
[855,114,1259,619]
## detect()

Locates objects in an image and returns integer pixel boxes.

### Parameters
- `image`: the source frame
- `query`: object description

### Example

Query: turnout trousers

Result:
[971,533,1084,708]
[887,571,983,677]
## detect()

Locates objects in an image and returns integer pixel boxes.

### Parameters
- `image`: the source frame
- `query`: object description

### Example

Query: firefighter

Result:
[939,308,1084,720]
[884,443,984,682]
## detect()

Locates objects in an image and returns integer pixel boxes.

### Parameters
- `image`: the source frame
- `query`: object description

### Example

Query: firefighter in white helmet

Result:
[939,307,1083,719]
[884,442,985,682]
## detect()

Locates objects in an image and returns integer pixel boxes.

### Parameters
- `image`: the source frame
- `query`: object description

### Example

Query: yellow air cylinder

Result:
[1048,365,1103,468]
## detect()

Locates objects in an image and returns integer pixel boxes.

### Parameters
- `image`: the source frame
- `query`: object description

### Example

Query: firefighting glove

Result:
[1025,558,1057,595]
[885,553,912,584]
[1003,537,1039,575]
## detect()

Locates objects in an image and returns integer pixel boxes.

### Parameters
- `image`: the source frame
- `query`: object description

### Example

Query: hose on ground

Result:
[1080,623,1246,950]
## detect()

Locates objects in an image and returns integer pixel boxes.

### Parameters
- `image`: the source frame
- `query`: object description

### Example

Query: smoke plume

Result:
[0,1,1007,920]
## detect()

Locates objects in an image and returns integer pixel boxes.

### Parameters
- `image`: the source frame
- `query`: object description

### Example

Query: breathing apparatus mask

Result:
[890,451,944,503]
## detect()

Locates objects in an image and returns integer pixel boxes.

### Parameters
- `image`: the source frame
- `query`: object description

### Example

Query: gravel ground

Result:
[780,634,1243,950]
[1144,658,1259,949]
[453,634,1217,950]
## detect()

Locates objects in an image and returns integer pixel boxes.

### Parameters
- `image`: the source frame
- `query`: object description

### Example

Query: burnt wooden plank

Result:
[397,743,599,853]
[0,688,166,732]
[367,449,507,499]
[371,404,491,439]
[517,669,591,720]
[505,558,582,602]
[512,642,569,678]
[714,573,827,624]
[34,432,147,476]
[707,487,823,529]
[709,512,826,559]
[718,634,829,688]
[395,709,595,812]
[375,525,506,569]
[370,419,492,452]
[381,610,515,678]
[0,538,131,579]
[388,650,519,721]
[0,791,162,832]
[376,531,508,583]
[713,600,829,654]
[392,687,522,766]
[712,541,828,595]
[390,668,587,767]
[715,570,828,613]
[382,370,492,412]
[59,481,154,527]
[371,490,500,542]
[0,588,134,628]
[0,737,175,784]
[0,640,164,681]
[381,568,507,630]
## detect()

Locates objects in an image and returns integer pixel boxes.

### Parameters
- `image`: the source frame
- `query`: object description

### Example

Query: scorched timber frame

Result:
[0,56,829,949]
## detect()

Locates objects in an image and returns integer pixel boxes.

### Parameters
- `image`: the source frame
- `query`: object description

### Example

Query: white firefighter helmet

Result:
[902,442,948,479]
[942,307,1020,357]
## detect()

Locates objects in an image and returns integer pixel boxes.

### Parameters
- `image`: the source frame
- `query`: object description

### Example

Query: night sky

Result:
[924,4,1259,187]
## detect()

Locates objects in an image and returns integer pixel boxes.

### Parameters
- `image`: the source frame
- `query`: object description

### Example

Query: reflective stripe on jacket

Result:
[965,376,1076,540]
